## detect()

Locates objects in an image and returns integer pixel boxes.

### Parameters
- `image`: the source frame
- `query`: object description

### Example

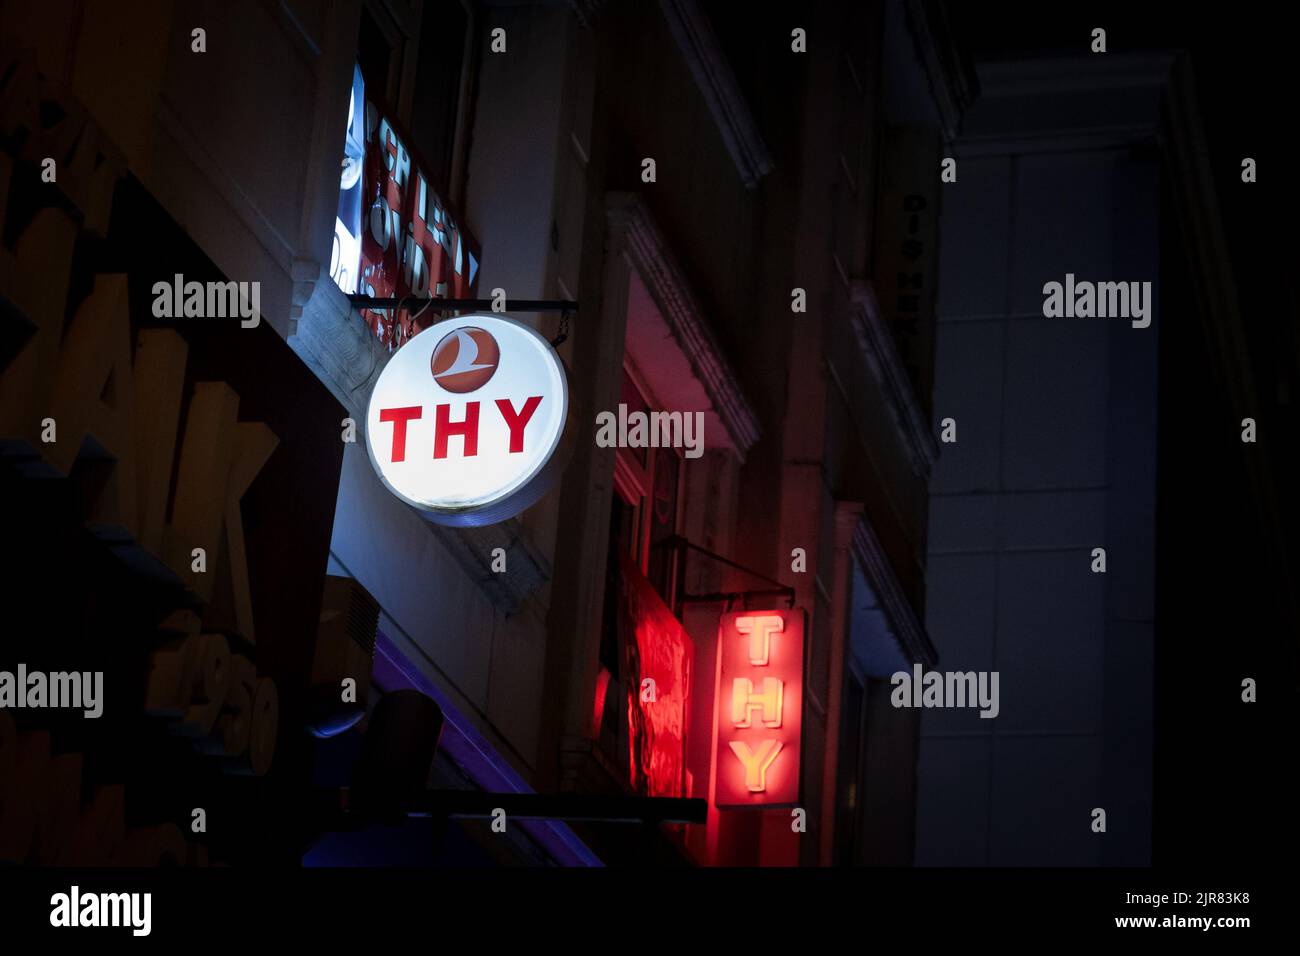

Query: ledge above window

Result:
[657,0,775,191]
[607,193,761,462]
[847,279,939,479]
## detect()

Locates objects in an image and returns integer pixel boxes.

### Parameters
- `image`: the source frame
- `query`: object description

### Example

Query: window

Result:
[357,4,400,106]
[611,366,684,607]
[835,673,866,865]
[594,366,687,778]
[409,0,472,203]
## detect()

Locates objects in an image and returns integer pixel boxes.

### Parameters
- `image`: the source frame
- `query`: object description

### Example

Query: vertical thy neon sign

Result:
[714,609,804,808]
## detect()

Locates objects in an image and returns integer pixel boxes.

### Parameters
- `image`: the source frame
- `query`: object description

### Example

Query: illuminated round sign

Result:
[365,314,571,526]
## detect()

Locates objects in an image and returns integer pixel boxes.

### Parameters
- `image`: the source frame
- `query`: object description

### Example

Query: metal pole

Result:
[314,790,707,832]
[409,792,707,825]
[347,296,579,313]
[679,587,796,607]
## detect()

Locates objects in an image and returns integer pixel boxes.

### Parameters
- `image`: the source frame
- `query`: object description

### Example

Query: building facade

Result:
[1,0,971,867]
[920,54,1164,866]
[918,46,1300,867]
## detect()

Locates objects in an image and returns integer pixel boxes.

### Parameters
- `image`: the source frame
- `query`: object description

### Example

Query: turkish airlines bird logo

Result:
[430,327,500,393]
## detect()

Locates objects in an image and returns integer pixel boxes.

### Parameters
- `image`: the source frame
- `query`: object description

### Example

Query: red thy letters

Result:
[434,401,480,458]
[379,406,422,462]
[379,397,543,461]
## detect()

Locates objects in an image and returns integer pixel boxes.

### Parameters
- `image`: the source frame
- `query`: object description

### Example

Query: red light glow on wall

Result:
[593,666,611,736]
[714,609,804,808]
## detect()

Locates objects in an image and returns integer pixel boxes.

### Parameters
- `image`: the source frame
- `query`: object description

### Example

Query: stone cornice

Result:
[848,279,938,478]
[903,0,979,143]
[657,0,774,190]
[852,519,937,668]
[606,192,761,458]
[957,53,1176,156]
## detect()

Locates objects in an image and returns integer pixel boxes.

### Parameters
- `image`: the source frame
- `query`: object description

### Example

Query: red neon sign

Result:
[714,609,804,808]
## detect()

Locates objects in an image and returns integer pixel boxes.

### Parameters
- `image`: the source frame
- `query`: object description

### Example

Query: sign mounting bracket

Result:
[665,534,797,610]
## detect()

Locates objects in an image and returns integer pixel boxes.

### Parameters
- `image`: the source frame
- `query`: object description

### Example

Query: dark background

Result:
[942,0,1299,868]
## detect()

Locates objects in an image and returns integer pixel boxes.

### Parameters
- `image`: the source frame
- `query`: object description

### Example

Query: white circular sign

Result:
[365,314,570,526]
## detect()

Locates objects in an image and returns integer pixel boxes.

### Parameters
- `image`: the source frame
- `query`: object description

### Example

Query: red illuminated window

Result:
[594,367,688,791]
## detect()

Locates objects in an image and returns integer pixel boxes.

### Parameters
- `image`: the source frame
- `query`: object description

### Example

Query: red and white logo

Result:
[365,314,570,526]
[430,327,500,393]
